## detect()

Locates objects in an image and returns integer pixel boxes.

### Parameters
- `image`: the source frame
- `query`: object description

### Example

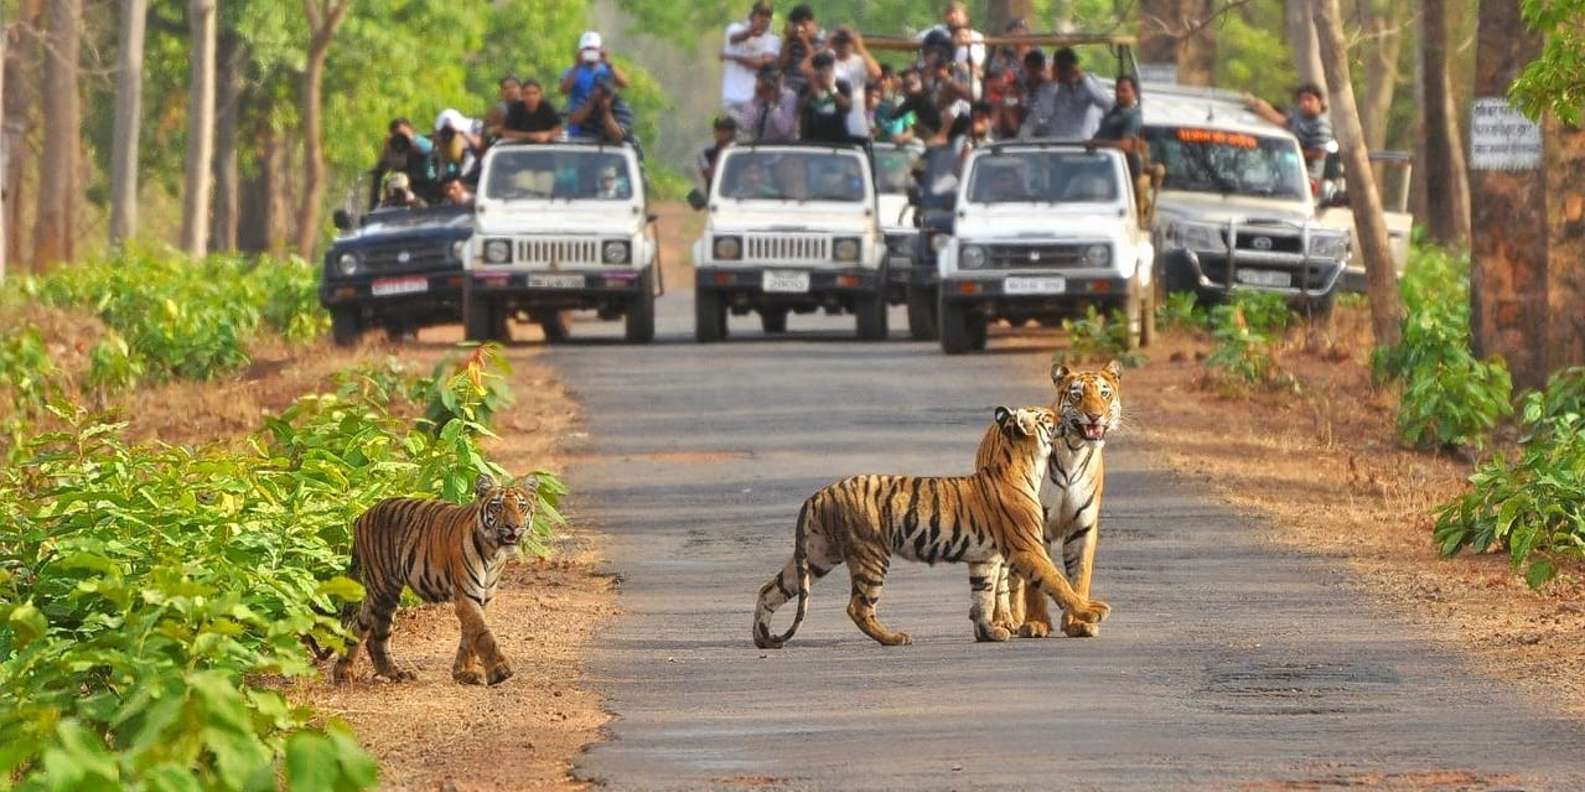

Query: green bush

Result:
[0,347,563,788]
[16,247,327,390]
[1372,246,1513,451]
[1156,291,1207,332]
[1203,292,1296,391]
[1055,306,1145,368]
[0,329,60,417]
[1434,368,1585,590]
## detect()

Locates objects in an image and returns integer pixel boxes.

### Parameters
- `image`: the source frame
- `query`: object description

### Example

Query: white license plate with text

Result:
[762,270,811,293]
[370,276,429,297]
[527,273,585,289]
[1236,269,1293,288]
[1003,276,1067,295]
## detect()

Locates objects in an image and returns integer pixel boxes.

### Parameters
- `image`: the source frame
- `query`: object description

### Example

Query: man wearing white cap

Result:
[433,108,484,185]
[561,30,629,138]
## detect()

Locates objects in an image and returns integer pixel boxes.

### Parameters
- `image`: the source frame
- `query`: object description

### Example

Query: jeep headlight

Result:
[602,240,632,265]
[930,233,951,254]
[450,240,467,261]
[1308,232,1350,260]
[714,235,742,261]
[832,237,862,263]
[960,244,988,270]
[1085,244,1111,268]
[1165,221,1226,253]
[336,252,359,277]
[483,239,512,264]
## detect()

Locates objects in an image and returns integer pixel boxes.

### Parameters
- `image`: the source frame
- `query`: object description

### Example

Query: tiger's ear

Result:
[994,405,1014,428]
[1050,363,1072,387]
[474,473,496,500]
[1103,360,1124,382]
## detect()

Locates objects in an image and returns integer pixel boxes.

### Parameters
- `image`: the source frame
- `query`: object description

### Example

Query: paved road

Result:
[547,295,1584,791]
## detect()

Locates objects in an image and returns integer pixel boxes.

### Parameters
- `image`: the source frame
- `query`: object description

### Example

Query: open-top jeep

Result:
[936,142,1155,354]
[1141,84,1354,312]
[466,140,659,344]
[689,143,887,342]
[320,204,473,346]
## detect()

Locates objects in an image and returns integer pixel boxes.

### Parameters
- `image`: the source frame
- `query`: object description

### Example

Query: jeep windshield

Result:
[967,150,1119,205]
[719,151,866,203]
[873,147,918,195]
[1145,126,1309,201]
[358,205,471,234]
[484,148,634,202]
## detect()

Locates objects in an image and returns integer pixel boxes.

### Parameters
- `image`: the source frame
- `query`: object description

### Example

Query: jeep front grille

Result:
[516,238,599,266]
[745,234,830,262]
[986,243,1087,270]
[361,243,452,272]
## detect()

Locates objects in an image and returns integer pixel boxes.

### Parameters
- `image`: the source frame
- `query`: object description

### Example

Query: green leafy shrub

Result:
[1372,246,1513,451]
[19,247,327,390]
[1156,291,1208,332]
[1434,369,1585,590]
[0,328,60,416]
[0,347,563,788]
[1203,292,1296,391]
[1055,306,1146,368]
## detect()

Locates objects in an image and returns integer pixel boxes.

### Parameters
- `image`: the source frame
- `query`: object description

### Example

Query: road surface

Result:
[546,296,1584,791]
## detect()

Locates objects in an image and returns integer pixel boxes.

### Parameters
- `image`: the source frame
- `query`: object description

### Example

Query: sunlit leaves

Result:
[1510,0,1585,125]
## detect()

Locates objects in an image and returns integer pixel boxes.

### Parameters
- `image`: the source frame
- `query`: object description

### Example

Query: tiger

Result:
[752,406,1111,649]
[330,473,537,686]
[977,361,1121,640]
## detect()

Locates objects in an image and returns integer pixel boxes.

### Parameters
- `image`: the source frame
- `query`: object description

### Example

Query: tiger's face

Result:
[994,405,1060,457]
[1051,361,1123,445]
[474,474,538,548]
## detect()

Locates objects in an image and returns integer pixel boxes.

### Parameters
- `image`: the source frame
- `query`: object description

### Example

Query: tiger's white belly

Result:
[1040,438,1103,547]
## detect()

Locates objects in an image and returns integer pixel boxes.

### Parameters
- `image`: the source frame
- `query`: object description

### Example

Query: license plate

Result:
[1237,269,1293,288]
[763,270,811,293]
[1004,276,1066,295]
[527,273,585,289]
[370,276,428,297]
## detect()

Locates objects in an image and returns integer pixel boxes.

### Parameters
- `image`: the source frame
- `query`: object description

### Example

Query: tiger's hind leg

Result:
[845,545,910,647]
[332,603,369,684]
[969,560,1011,642]
[364,593,416,682]
[1059,525,1101,638]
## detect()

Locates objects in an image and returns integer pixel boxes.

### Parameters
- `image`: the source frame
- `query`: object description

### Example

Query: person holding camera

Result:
[562,31,629,138]
[369,118,435,211]
[378,171,427,210]
[1019,47,1113,141]
[567,73,636,146]
[800,51,856,145]
[721,2,781,116]
[731,64,800,143]
[433,108,484,187]
[777,4,823,95]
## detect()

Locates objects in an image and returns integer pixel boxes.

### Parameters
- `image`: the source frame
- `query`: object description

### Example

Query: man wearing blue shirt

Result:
[561,31,630,138]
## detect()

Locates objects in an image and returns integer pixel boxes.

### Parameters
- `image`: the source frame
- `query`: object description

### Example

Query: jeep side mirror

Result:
[332,209,353,231]
[686,188,708,212]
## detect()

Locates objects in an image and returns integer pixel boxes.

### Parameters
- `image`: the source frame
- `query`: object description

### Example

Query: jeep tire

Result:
[905,284,938,341]
[939,297,986,354]
[625,269,656,344]
[854,292,888,341]
[331,307,362,347]
[695,289,727,343]
[760,308,788,334]
[532,310,567,344]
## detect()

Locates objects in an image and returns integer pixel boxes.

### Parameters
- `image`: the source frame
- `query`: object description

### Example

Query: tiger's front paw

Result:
[975,623,1012,643]
[379,667,416,683]
[1061,613,1100,638]
[453,666,485,686]
[1071,599,1110,624]
[1018,618,1053,638]
[486,660,515,686]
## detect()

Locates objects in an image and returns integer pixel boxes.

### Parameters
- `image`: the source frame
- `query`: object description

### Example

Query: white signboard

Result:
[1137,62,1178,86]
[1470,97,1543,171]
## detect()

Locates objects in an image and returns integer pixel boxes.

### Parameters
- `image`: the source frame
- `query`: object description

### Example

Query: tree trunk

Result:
[33,0,80,272]
[1313,0,1400,347]
[1283,0,1325,93]
[179,0,217,258]
[985,0,1032,34]
[2,0,37,272]
[1139,0,1216,86]
[211,30,245,252]
[1,22,7,281]
[1468,1,1583,388]
[246,130,290,258]
[109,0,148,247]
[1358,1,1404,152]
[294,1,349,259]
[1420,0,1470,248]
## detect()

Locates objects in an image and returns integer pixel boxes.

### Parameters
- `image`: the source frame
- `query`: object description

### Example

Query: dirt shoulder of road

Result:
[1053,306,1585,721]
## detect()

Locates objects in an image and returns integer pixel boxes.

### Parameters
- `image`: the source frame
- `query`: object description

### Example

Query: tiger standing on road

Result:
[978,362,1121,639]
[752,406,1110,648]
[331,474,537,686]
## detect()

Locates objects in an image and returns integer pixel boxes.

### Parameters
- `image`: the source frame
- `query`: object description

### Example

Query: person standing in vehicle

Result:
[370,118,435,210]
[721,2,781,117]
[561,31,629,138]
[484,75,521,144]
[1244,83,1334,179]
[733,64,800,142]
[699,116,739,187]
[800,51,856,144]
[777,4,823,96]
[827,27,881,139]
[499,79,563,144]
[1019,47,1112,141]
[567,74,636,146]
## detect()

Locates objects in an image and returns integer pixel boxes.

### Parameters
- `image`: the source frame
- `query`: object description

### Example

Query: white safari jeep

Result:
[936,142,1155,354]
[689,143,887,342]
[467,141,658,343]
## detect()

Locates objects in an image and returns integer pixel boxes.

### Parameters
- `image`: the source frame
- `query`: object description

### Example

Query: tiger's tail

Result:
[753,499,813,650]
